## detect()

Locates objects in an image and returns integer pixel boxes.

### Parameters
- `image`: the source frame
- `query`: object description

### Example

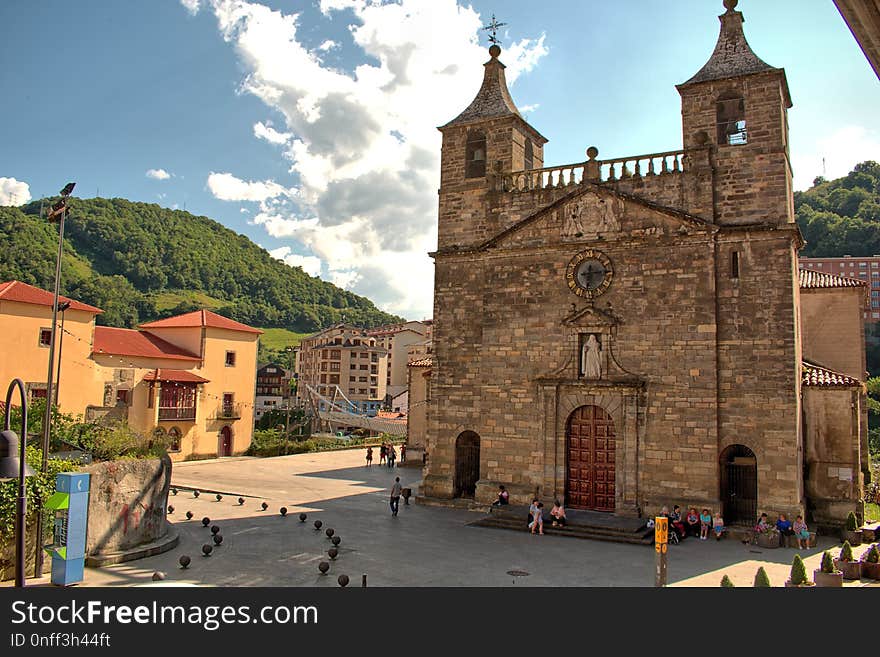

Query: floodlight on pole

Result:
[0,379,35,588]
[35,181,75,578]
[54,301,71,406]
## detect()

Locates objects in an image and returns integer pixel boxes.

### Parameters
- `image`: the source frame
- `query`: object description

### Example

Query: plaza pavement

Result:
[11,449,879,587]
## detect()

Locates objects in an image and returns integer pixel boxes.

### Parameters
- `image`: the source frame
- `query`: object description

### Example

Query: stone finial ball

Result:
[325,528,335,538]
[238,497,245,506]
[723,0,738,11]
[328,547,338,560]
[299,513,307,522]
[179,555,191,569]
[586,146,599,160]
[261,502,268,511]
[216,494,223,502]
[202,517,211,527]
[314,520,323,530]
[185,511,193,520]
[331,536,341,546]
[193,490,200,498]
[213,534,223,546]
[488,44,501,58]
[318,561,330,574]
[211,525,220,535]
[280,507,288,516]
[152,571,166,581]
[337,574,350,587]
[202,544,213,556]
[167,505,174,514]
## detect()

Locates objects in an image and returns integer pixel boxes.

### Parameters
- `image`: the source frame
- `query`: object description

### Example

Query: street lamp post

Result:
[54,301,71,407]
[0,378,35,588]
[284,347,293,455]
[35,181,75,577]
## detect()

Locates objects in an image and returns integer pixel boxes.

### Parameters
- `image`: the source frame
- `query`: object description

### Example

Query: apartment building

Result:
[800,255,880,322]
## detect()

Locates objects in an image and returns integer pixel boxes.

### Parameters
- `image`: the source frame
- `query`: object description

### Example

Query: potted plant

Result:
[753,566,772,587]
[861,544,880,581]
[835,541,861,580]
[756,527,780,549]
[784,554,815,587]
[842,511,862,546]
[813,551,843,587]
[720,574,735,587]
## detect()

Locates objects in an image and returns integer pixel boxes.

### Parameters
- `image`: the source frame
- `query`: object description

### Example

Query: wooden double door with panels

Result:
[566,405,615,512]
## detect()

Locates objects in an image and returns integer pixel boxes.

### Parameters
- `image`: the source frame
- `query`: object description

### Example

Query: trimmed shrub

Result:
[845,511,859,531]
[789,554,808,585]
[865,544,880,564]
[820,551,838,573]
[720,574,735,587]
[840,540,855,562]
[754,566,771,587]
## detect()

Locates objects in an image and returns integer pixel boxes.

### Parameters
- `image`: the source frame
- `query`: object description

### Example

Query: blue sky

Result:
[1,0,878,320]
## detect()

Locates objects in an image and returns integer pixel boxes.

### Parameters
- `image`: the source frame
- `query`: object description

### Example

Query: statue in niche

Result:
[581,334,602,379]
[597,195,621,232]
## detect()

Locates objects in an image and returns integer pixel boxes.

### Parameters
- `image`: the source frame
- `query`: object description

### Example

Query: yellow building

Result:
[0,281,260,461]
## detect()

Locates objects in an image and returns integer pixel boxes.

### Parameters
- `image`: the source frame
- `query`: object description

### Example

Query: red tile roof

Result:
[798,269,867,289]
[802,361,861,388]
[0,280,102,314]
[93,327,201,361]
[407,357,433,368]
[143,369,210,383]
[139,310,262,334]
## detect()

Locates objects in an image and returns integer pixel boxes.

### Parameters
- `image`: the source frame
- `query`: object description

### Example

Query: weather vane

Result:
[482,14,508,46]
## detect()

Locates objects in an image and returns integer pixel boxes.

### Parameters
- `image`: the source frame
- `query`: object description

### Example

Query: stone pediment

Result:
[561,302,618,328]
[479,184,712,252]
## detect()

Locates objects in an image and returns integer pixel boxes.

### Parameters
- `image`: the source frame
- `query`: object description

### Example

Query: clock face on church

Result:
[566,249,613,299]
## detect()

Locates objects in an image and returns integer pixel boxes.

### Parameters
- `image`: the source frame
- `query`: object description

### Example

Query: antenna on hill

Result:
[822,157,826,178]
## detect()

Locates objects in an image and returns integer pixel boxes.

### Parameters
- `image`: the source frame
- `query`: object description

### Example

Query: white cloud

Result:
[519,103,540,114]
[199,0,547,318]
[253,121,291,145]
[146,168,172,180]
[268,245,323,277]
[207,172,288,201]
[180,0,201,15]
[792,125,880,191]
[318,39,338,52]
[0,177,32,206]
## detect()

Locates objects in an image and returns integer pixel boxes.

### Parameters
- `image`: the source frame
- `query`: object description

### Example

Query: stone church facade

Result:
[421,1,868,528]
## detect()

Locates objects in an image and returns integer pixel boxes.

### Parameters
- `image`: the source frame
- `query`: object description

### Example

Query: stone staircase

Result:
[469,506,655,546]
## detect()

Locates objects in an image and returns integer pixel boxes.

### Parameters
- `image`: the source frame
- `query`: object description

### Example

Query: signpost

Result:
[654,516,668,587]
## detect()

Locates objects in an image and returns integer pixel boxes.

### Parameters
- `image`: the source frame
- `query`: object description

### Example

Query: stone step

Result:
[470,515,655,545]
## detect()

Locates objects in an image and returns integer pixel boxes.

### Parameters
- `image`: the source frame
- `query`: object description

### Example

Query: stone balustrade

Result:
[498,147,688,193]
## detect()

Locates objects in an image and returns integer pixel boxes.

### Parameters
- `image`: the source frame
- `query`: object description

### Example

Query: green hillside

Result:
[0,197,402,331]
[796,161,880,256]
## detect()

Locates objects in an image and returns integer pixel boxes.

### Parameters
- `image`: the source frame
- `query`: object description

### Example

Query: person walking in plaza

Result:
[379,443,387,466]
[388,444,397,468]
[529,501,544,535]
[400,444,406,463]
[390,476,402,516]
[365,446,373,467]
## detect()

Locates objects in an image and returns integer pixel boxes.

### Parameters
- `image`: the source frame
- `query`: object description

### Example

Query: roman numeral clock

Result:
[566,249,613,299]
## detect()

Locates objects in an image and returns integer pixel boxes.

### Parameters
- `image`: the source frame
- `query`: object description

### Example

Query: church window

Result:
[731,251,740,279]
[716,93,747,145]
[465,130,487,178]
[524,139,534,171]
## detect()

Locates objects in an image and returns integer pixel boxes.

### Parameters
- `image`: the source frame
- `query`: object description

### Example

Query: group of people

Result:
[490,486,568,535]
[755,512,811,549]
[658,505,725,541]
[366,442,406,468]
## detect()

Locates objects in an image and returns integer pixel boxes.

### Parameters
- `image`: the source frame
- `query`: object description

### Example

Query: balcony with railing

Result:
[214,402,243,420]
[498,147,690,193]
[158,406,196,422]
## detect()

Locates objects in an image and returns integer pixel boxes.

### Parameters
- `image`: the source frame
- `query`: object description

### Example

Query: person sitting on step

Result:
[550,500,567,528]
[492,485,509,508]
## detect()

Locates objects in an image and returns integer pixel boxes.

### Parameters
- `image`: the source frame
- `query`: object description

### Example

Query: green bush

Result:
[845,511,859,531]
[720,574,735,587]
[754,566,771,587]
[789,554,808,586]
[820,551,837,574]
[840,540,855,562]
[865,545,880,564]
[75,420,166,461]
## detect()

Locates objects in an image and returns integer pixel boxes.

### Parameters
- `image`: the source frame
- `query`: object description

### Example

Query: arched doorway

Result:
[219,426,233,457]
[719,445,757,526]
[566,405,615,511]
[454,431,480,498]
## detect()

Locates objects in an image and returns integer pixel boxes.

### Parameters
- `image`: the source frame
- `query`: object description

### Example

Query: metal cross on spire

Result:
[481,14,508,46]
